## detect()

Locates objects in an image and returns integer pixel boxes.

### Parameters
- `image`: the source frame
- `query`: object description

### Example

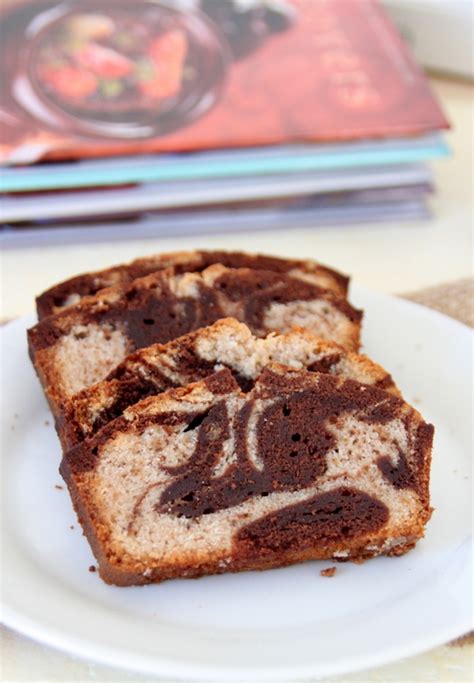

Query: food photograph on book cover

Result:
[0,0,446,162]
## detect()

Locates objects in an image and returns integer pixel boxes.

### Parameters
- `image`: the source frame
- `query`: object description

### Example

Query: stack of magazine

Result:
[0,0,449,244]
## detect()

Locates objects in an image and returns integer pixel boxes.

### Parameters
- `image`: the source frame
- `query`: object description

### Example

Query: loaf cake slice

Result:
[59,318,396,450]
[28,265,362,417]
[61,364,433,586]
[36,250,349,319]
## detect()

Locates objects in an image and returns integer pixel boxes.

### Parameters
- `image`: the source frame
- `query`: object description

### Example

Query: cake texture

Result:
[28,265,362,418]
[59,318,397,450]
[61,365,433,586]
[36,250,349,319]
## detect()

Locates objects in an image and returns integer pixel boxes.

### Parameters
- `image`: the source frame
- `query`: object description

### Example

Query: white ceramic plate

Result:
[1,287,472,682]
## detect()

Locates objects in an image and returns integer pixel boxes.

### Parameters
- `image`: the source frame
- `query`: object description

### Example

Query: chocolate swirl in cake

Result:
[58,319,396,451]
[28,266,362,420]
[36,250,349,319]
[154,375,430,518]
[235,488,390,556]
[61,366,433,585]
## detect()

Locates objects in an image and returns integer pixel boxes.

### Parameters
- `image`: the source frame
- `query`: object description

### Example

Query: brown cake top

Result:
[30,265,360,351]
[36,250,349,319]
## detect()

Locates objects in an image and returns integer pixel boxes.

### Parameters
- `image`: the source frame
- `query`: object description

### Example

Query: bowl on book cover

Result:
[9,0,231,140]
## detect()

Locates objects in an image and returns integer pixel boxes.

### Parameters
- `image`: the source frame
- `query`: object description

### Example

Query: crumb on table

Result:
[69,525,75,530]
[44,420,50,426]
[320,567,337,577]
[54,484,64,490]
[88,565,97,573]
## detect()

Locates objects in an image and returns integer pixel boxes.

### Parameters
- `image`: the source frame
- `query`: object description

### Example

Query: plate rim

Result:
[2,601,472,682]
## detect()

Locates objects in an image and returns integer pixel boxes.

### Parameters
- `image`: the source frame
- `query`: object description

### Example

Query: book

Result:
[2,162,434,222]
[0,0,448,165]
[0,134,447,193]
[0,188,431,248]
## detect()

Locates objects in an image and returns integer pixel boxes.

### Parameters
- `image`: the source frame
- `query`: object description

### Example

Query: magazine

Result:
[0,0,448,165]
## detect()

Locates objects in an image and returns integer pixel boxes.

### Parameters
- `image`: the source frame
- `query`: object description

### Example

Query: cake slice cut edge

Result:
[36,249,350,319]
[61,365,433,587]
[28,265,362,418]
[59,317,397,450]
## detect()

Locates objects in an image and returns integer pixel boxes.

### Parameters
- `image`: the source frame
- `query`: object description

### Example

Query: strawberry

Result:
[75,43,133,78]
[39,65,98,99]
[140,30,187,99]
[148,30,187,66]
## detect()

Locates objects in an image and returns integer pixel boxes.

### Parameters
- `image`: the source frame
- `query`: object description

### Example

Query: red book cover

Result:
[0,0,448,164]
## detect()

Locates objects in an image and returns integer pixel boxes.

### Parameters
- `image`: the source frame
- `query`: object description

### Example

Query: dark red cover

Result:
[0,0,448,164]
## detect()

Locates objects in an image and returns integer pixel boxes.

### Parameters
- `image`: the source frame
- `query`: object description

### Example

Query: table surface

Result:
[1,76,473,682]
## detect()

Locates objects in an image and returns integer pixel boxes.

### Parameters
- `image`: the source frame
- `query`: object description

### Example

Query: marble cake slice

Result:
[59,318,397,450]
[61,365,433,587]
[36,250,349,319]
[28,265,362,418]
